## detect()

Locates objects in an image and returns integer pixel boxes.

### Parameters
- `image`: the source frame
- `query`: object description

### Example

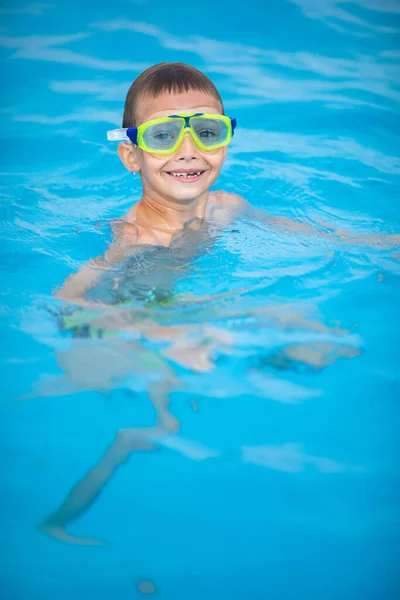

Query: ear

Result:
[117,143,141,174]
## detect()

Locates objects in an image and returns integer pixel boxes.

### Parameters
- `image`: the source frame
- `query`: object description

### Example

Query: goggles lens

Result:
[190,116,230,148]
[142,119,182,151]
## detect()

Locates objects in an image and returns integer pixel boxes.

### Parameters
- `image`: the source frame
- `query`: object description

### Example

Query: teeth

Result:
[170,171,202,178]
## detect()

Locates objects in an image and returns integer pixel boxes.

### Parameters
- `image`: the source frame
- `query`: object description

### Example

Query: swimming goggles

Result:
[107,113,236,154]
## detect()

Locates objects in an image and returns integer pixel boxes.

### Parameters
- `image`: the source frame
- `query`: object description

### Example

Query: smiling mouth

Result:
[165,170,206,182]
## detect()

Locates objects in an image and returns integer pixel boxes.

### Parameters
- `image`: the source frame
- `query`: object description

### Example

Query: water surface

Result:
[1,1,399,598]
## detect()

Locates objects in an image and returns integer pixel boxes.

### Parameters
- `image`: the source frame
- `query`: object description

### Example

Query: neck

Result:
[128,188,210,233]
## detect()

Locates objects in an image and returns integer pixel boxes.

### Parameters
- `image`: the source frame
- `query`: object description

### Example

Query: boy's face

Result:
[118,90,228,205]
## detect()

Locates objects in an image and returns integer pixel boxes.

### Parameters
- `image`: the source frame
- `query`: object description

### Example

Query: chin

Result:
[164,185,209,202]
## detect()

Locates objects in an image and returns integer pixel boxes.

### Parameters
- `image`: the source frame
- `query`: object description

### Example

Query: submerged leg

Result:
[39,428,158,545]
[39,338,183,544]
[148,380,181,432]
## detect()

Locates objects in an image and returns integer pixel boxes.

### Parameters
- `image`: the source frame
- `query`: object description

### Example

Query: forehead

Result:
[136,89,223,124]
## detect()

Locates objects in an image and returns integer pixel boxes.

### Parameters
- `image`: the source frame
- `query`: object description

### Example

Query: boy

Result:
[40,63,250,544]
[41,63,396,545]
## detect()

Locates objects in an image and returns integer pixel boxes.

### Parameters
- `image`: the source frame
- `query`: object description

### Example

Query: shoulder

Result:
[208,191,250,212]
[109,218,157,254]
[111,218,140,244]
[111,217,172,248]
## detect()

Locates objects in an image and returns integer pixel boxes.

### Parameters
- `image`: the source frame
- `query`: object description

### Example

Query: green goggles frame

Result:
[107,113,237,154]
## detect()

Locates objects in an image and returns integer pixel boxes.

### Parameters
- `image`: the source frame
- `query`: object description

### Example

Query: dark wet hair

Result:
[122,62,224,127]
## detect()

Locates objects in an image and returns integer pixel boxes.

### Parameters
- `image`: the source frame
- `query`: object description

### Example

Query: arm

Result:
[56,245,124,304]
[56,222,139,306]
[245,204,399,249]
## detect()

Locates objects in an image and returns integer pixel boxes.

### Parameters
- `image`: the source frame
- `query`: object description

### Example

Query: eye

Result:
[198,129,218,139]
[153,131,174,141]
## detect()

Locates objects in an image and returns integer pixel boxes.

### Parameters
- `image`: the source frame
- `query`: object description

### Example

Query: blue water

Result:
[1,1,400,598]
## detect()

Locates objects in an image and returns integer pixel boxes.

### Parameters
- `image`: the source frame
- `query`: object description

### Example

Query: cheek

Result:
[139,154,166,177]
[208,148,227,170]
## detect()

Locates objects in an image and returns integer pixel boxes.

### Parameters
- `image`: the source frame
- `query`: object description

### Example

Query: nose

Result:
[175,131,200,161]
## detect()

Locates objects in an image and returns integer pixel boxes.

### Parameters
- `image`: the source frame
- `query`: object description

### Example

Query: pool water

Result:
[1,1,399,599]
